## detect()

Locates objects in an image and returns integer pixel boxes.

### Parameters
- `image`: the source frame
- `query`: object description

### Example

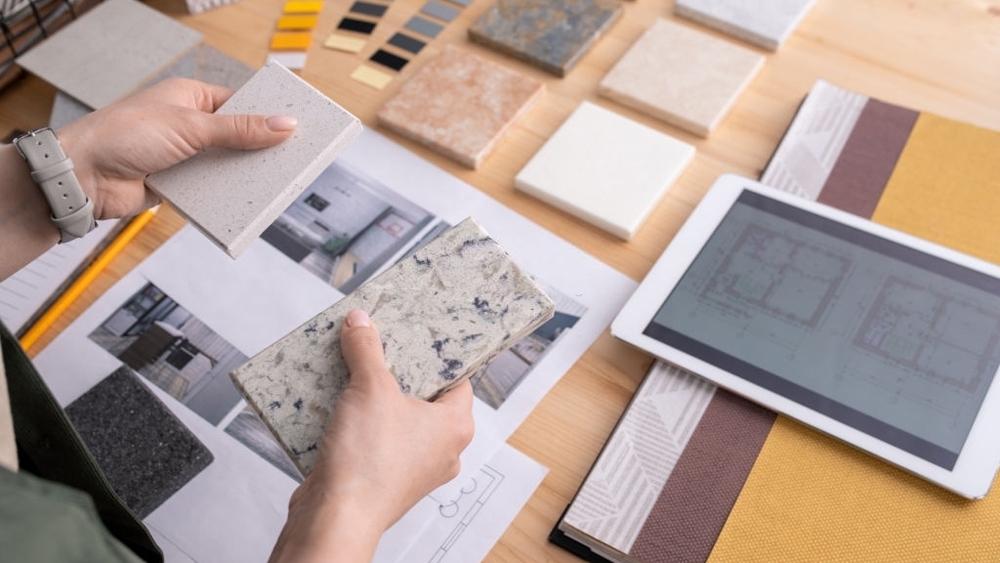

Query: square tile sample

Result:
[16,0,203,109]
[65,366,214,519]
[231,218,555,475]
[377,45,544,168]
[468,0,622,77]
[598,18,764,137]
[515,101,695,240]
[145,61,362,258]
[675,0,819,51]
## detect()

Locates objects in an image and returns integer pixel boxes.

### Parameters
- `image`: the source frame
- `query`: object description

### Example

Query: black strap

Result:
[1,322,163,563]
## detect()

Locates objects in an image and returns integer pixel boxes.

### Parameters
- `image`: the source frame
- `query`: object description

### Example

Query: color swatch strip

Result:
[268,0,324,69]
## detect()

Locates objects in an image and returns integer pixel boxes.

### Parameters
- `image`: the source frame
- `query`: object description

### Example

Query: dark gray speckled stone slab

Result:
[231,218,555,475]
[65,366,214,519]
[468,0,622,77]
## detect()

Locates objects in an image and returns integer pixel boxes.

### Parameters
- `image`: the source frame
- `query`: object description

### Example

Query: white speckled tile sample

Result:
[145,61,363,258]
[515,101,694,240]
[16,0,203,109]
[377,45,544,169]
[230,218,556,475]
[675,0,818,51]
[598,18,764,137]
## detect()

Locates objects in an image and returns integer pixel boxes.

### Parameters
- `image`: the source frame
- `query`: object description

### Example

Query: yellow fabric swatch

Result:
[277,15,319,30]
[710,113,1000,561]
[271,32,312,50]
[350,64,393,90]
[283,0,323,14]
[324,33,366,53]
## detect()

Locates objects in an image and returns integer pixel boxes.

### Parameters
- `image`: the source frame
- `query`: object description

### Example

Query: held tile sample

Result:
[515,101,695,240]
[377,45,544,169]
[468,0,622,77]
[65,366,214,519]
[16,0,203,109]
[675,0,819,51]
[230,218,556,475]
[598,18,764,137]
[145,61,363,258]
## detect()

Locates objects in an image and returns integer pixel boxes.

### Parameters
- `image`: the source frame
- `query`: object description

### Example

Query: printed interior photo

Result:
[261,160,435,293]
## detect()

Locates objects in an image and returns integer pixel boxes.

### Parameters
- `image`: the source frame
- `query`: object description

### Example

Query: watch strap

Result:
[14,128,97,243]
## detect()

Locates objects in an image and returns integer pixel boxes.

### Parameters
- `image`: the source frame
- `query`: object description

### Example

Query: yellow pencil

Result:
[19,207,158,350]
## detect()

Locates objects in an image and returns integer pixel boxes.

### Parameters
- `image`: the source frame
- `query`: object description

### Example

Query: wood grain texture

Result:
[4,0,1000,561]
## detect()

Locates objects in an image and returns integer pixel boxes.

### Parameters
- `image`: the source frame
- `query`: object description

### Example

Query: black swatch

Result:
[387,32,425,54]
[350,1,388,17]
[338,17,377,34]
[370,49,408,71]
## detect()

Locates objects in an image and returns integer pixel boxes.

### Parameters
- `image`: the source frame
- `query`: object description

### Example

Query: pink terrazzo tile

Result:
[377,45,545,169]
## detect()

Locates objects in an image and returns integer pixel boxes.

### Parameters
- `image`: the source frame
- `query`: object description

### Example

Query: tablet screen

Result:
[644,190,1000,470]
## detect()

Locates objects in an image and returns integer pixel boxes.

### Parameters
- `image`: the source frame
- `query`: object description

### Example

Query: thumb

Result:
[339,309,395,393]
[199,112,297,151]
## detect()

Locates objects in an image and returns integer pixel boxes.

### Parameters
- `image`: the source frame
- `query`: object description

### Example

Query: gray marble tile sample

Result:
[231,218,556,475]
[65,366,214,519]
[16,0,203,109]
[195,45,256,90]
[674,0,819,51]
[468,0,622,77]
[48,92,93,130]
[145,61,363,259]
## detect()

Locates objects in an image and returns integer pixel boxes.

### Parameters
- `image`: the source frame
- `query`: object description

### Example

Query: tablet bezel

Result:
[612,174,1000,499]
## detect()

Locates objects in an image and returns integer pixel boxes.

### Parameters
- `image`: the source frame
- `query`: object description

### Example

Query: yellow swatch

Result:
[871,112,1000,264]
[283,0,323,14]
[350,64,393,90]
[277,15,319,30]
[324,33,366,53]
[271,32,312,50]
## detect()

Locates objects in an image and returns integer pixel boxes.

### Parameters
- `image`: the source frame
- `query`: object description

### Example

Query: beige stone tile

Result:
[377,45,545,169]
[598,18,764,137]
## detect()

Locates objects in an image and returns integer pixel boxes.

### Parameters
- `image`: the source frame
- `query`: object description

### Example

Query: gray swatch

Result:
[388,32,426,54]
[421,0,459,21]
[405,15,444,37]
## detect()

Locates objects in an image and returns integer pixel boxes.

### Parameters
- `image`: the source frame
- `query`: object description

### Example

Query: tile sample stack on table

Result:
[515,101,695,240]
[598,18,764,137]
[378,45,545,169]
[231,218,556,475]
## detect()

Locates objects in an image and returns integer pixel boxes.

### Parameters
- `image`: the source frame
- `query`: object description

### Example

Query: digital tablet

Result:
[612,174,1000,498]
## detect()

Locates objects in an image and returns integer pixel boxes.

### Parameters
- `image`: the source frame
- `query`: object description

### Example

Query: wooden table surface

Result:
[2,0,999,561]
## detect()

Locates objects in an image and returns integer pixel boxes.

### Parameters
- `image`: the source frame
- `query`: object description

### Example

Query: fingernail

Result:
[345,309,370,328]
[266,114,298,132]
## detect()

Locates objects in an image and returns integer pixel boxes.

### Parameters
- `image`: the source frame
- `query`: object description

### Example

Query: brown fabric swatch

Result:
[628,390,776,563]
[818,98,919,218]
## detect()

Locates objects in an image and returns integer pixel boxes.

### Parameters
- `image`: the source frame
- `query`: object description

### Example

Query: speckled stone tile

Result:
[515,101,695,240]
[195,45,255,90]
[48,91,92,129]
[468,0,622,77]
[16,0,203,109]
[675,0,818,51]
[598,18,764,137]
[65,366,214,519]
[145,61,362,258]
[231,218,555,475]
[377,45,544,169]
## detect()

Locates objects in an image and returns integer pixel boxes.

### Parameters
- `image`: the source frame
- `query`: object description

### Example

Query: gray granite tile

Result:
[468,0,622,77]
[195,45,256,90]
[65,366,214,519]
[674,0,819,51]
[49,91,93,130]
[231,218,555,475]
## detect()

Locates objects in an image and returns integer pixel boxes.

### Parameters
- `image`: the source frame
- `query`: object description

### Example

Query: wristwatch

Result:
[13,127,97,243]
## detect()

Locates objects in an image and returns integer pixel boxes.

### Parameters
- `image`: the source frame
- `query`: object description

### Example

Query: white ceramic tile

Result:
[266,51,308,71]
[675,0,818,51]
[515,101,695,240]
[16,0,203,109]
[598,18,763,137]
[145,61,363,258]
